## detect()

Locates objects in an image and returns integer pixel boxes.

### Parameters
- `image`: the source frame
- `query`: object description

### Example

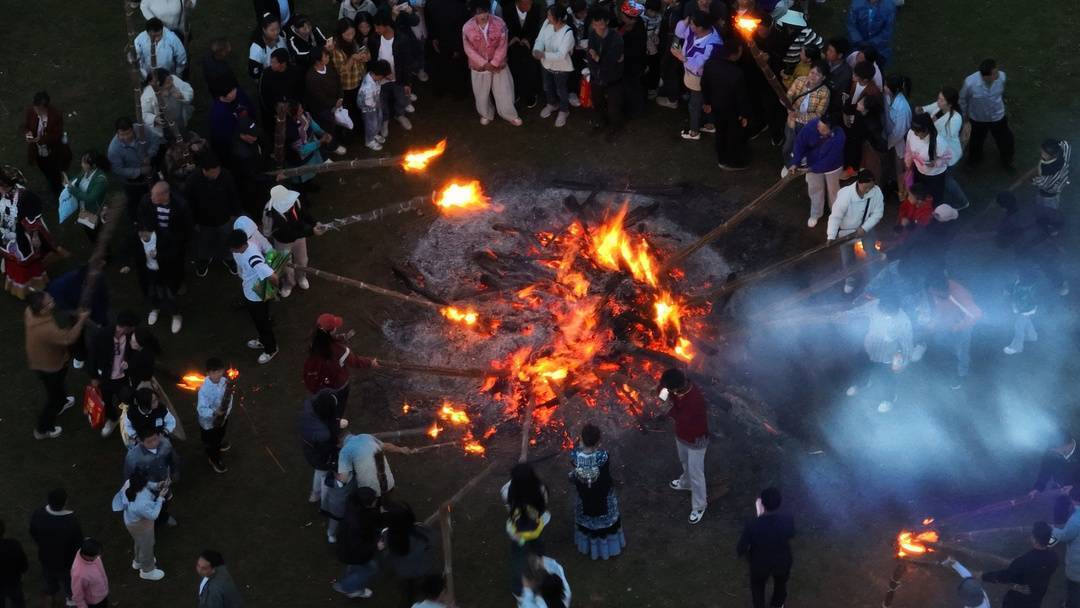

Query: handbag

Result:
[58,189,78,224]
[76,208,99,230]
[83,385,106,430]
[578,69,593,109]
[333,106,354,130]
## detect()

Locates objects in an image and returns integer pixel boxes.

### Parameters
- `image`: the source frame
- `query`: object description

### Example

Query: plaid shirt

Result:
[330,47,366,91]
[787,76,830,125]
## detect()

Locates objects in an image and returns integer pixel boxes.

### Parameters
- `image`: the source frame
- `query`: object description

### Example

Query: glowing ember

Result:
[401,139,447,172]
[433,180,489,214]
[735,16,761,35]
[402,402,412,414]
[440,306,479,326]
[922,517,934,525]
[896,529,940,557]
[427,423,443,439]
[177,368,239,391]
[438,402,471,425]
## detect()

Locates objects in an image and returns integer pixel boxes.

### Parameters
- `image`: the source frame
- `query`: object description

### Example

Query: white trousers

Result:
[471,68,520,122]
[806,168,842,220]
[676,438,708,511]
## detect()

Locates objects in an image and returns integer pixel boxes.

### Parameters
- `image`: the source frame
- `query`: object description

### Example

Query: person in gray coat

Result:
[196,550,243,607]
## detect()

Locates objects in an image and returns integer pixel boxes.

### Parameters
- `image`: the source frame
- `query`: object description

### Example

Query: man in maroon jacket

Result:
[659,368,709,524]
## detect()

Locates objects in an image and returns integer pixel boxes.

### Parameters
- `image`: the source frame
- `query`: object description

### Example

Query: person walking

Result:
[462,0,523,126]
[569,423,626,560]
[123,429,180,528]
[840,291,913,412]
[1003,269,1039,356]
[826,169,884,293]
[659,367,709,524]
[981,521,1058,608]
[22,91,72,199]
[227,228,279,364]
[785,114,846,228]
[923,273,982,390]
[138,180,192,333]
[24,292,89,440]
[111,471,166,581]
[737,487,795,608]
[195,550,244,607]
[89,310,138,439]
[70,538,109,608]
[28,489,83,606]
[532,6,575,127]
[960,59,1015,169]
[0,519,29,608]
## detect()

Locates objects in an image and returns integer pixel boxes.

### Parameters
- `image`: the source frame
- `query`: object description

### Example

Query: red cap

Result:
[316,313,343,331]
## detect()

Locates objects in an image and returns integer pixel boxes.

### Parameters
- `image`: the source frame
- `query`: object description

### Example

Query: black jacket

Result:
[502,1,544,45]
[137,194,194,260]
[701,53,751,121]
[587,30,624,86]
[1032,446,1080,492]
[266,203,317,244]
[202,54,240,98]
[620,18,647,74]
[425,0,469,54]
[184,169,241,227]
[736,512,795,571]
[368,31,417,86]
[337,504,382,565]
[982,549,1059,608]
[253,0,295,24]
[28,507,82,572]
[90,325,132,382]
[286,24,328,70]
[0,538,28,587]
[259,65,303,116]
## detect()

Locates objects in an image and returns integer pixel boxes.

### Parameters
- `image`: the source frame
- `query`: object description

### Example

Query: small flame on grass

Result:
[401,139,447,172]
[433,180,489,214]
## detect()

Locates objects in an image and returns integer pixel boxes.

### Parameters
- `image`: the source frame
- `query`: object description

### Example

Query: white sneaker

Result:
[669,479,691,491]
[408,93,418,102]
[688,509,706,524]
[845,385,858,397]
[308,490,321,504]
[395,116,413,130]
[655,97,678,109]
[33,426,62,440]
[147,309,159,325]
[170,315,182,334]
[374,134,386,144]
[297,277,310,290]
[877,401,893,413]
[333,145,347,156]
[700,124,716,134]
[327,534,337,544]
[59,396,76,416]
[246,339,264,350]
[139,569,165,581]
[404,104,416,114]
[555,111,568,128]
[416,70,429,83]
[1003,345,1021,355]
[539,104,557,119]
[807,217,819,228]
[843,277,856,294]
[365,140,383,151]
[258,351,278,365]
[279,286,292,298]
[480,116,492,125]
[66,598,77,607]
[568,93,581,107]
[507,117,523,126]
[72,358,84,370]
[131,560,140,570]
[100,419,118,438]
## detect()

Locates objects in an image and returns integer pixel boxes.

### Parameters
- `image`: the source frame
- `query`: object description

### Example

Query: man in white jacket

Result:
[826,169,884,293]
[140,69,195,139]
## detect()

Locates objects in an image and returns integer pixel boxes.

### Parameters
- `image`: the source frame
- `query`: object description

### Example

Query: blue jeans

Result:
[687,89,704,132]
[542,69,570,112]
[339,561,378,593]
[380,81,409,118]
[361,107,382,144]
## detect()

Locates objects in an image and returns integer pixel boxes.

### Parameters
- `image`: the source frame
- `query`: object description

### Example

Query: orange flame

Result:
[433,180,489,214]
[402,402,412,414]
[440,306,479,326]
[401,139,447,172]
[654,291,683,335]
[735,16,761,35]
[427,423,443,439]
[674,337,695,362]
[896,529,939,557]
[853,240,868,260]
[590,203,658,287]
[438,402,471,425]
[177,368,239,391]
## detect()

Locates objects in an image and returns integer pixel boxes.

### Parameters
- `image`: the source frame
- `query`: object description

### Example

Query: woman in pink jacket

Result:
[462,0,523,126]
[70,538,109,608]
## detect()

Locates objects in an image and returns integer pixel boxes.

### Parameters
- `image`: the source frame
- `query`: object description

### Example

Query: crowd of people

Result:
[1,0,1075,605]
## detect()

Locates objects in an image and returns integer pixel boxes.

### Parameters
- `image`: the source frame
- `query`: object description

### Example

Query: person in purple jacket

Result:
[785,114,845,228]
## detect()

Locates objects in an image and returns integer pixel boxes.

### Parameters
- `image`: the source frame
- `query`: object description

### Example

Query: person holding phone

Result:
[658,368,709,524]
[737,487,795,608]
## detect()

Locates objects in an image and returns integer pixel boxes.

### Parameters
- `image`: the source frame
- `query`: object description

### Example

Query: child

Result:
[122,387,178,448]
[359,61,391,151]
[138,224,179,332]
[411,574,449,608]
[1004,270,1038,355]
[196,358,234,473]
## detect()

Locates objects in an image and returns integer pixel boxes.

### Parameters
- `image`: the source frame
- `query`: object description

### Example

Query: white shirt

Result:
[519,556,571,608]
[378,36,396,79]
[920,102,963,166]
[139,75,195,137]
[234,243,274,302]
[826,183,884,239]
[515,6,527,24]
[532,22,574,73]
[905,131,952,176]
[141,233,160,271]
[199,577,209,596]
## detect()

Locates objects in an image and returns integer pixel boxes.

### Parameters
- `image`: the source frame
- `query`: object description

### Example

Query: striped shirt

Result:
[1033,140,1071,196]
[234,244,274,302]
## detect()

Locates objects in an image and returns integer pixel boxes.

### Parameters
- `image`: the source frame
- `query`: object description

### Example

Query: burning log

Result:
[551,179,690,198]
[660,173,800,274]
[695,233,859,304]
[371,426,442,440]
[377,359,508,379]
[519,398,537,463]
[880,560,907,608]
[734,18,795,112]
[391,264,451,306]
[949,526,1029,542]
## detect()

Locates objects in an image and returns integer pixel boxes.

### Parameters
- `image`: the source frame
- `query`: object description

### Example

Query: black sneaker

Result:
[220,441,232,452]
[770,134,785,147]
[209,458,228,473]
[195,264,208,278]
[749,124,769,140]
[223,259,238,275]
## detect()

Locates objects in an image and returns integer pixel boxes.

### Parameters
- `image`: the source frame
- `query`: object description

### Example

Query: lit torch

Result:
[433,180,490,215]
[177,368,239,391]
[401,139,447,173]
[734,16,793,112]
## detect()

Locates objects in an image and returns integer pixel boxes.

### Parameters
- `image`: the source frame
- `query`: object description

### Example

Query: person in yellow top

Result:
[782,61,830,163]
[24,291,89,439]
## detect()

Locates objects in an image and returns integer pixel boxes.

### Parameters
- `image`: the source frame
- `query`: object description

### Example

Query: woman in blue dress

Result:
[569,423,626,559]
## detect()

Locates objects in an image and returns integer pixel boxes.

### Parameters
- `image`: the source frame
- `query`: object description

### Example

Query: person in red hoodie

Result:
[302,314,378,416]
[659,368,709,525]
[925,272,982,389]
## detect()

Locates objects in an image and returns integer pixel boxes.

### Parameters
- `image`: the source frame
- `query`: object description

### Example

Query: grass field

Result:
[1,0,1079,607]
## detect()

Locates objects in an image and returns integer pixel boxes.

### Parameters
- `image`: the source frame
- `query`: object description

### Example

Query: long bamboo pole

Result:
[371,426,438,440]
[439,506,456,605]
[422,458,503,527]
[377,359,507,379]
[292,265,444,310]
[317,196,428,231]
[273,102,288,170]
[519,399,536,463]
[77,194,126,310]
[268,155,405,180]
[695,233,858,304]
[740,31,795,113]
[660,173,799,273]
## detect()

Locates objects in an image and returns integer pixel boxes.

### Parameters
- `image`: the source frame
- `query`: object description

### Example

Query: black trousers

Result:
[0,580,24,607]
[750,565,790,608]
[508,47,541,105]
[35,368,68,433]
[714,116,749,166]
[622,67,645,119]
[593,81,624,128]
[643,53,661,92]
[658,49,682,100]
[246,300,277,353]
[967,116,1015,166]
[99,376,130,422]
[1067,579,1080,608]
[35,155,66,200]
[201,421,227,464]
[429,47,469,99]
